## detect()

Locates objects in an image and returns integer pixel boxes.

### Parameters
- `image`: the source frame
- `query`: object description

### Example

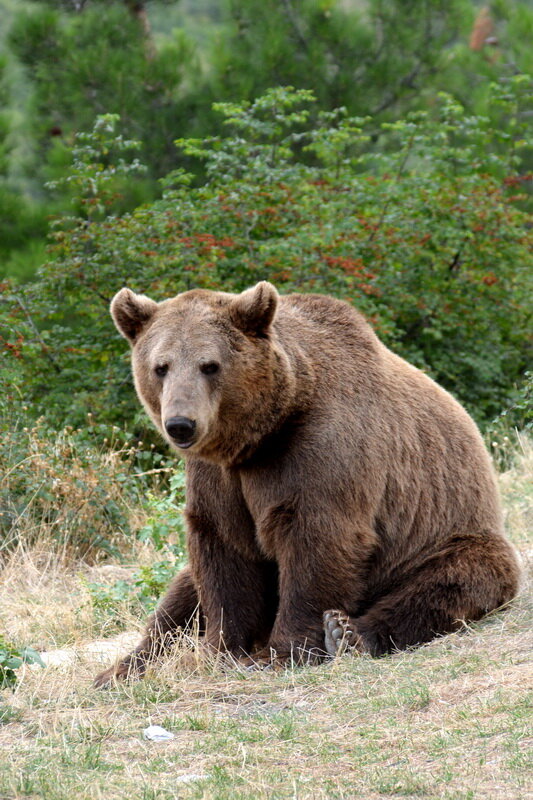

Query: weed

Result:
[0,634,44,688]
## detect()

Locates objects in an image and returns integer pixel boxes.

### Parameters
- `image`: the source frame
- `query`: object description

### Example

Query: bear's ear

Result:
[110,288,158,344]
[229,281,278,336]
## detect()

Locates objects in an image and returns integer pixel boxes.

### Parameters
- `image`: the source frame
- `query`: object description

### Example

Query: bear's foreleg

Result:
[253,504,377,665]
[188,516,279,657]
[184,461,278,658]
[93,565,201,688]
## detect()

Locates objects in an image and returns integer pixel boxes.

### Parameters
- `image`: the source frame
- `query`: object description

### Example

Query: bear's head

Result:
[110,282,296,464]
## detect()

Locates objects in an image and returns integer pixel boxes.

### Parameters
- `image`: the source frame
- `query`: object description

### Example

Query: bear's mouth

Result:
[176,441,194,450]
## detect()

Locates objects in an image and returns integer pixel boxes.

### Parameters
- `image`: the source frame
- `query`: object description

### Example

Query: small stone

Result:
[143,725,175,742]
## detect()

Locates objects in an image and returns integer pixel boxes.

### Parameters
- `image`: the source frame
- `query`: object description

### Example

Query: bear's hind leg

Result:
[93,565,202,688]
[324,534,521,658]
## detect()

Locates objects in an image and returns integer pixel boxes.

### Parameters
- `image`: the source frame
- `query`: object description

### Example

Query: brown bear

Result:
[93,281,521,687]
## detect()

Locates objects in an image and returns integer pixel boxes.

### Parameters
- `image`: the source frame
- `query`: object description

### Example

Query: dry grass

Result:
[0,438,531,800]
[499,431,533,554]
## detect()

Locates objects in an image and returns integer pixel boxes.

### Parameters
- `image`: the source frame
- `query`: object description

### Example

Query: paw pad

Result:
[323,610,360,657]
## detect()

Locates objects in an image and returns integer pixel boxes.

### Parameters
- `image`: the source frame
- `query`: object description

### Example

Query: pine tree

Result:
[208,0,470,118]
[9,1,199,192]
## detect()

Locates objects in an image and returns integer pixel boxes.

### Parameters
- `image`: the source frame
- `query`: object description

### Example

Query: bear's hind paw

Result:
[323,610,362,657]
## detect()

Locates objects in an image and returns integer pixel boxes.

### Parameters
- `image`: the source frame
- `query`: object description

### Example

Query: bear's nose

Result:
[165,416,196,446]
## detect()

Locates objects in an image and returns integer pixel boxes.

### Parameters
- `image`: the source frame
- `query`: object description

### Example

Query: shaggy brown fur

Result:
[94,282,521,687]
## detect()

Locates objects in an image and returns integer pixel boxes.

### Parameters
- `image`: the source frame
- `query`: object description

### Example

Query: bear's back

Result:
[279,292,374,337]
[274,290,496,508]
[276,292,382,371]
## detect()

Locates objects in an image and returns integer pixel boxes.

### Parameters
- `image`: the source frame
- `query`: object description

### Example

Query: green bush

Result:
[1,82,531,435]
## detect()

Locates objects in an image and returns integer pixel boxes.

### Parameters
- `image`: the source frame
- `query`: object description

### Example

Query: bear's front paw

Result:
[93,655,146,689]
[323,610,364,657]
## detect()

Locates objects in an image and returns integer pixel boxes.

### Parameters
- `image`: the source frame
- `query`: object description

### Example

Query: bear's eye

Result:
[199,361,220,376]
[154,364,168,378]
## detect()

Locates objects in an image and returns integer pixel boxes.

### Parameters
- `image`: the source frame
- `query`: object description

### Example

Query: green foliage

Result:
[0,634,44,689]
[0,54,49,265]
[46,112,147,219]
[0,55,12,177]
[0,185,47,259]
[0,0,203,281]
[0,239,50,283]
[87,468,187,622]
[88,561,176,627]
[2,82,530,435]
[446,1,533,119]
[3,0,533,284]
[0,115,152,433]
[137,469,187,559]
